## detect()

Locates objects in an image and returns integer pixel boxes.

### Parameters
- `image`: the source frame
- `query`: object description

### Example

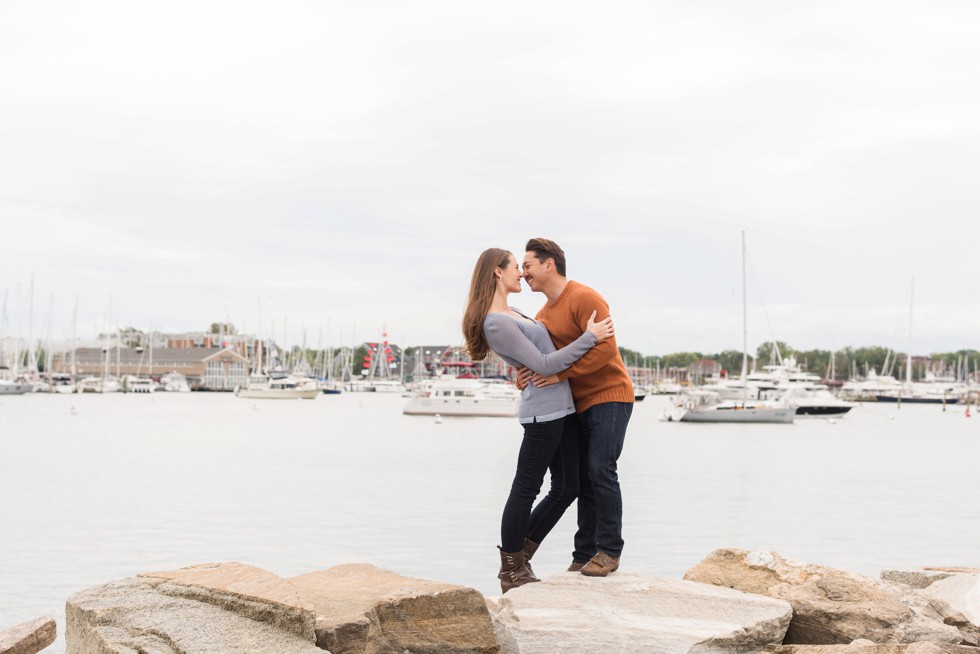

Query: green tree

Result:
[661,352,705,369]
[715,350,745,376]
[755,341,793,366]
[209,322,237,335]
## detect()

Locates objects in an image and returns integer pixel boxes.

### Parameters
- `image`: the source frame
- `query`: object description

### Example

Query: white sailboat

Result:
[673,231,795,424]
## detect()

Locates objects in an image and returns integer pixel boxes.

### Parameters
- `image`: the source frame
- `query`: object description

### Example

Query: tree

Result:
[715,350,745,376]
[119,327,143,348]
[209,322,237,335]
[755,341,793,366]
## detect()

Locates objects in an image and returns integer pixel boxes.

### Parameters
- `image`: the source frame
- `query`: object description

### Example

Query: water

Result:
[2,392,979,653]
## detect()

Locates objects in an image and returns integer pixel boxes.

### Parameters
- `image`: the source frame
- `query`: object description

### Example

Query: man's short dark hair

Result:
[525,238,566,276]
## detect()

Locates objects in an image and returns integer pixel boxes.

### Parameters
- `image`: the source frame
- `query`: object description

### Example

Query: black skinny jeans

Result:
[500,414,580,553]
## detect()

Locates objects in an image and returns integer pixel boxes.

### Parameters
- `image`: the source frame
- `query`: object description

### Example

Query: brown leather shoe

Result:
[580,551,620,577]
[567,560,586,572]
[498,547,540,593]
[522,539,540,577]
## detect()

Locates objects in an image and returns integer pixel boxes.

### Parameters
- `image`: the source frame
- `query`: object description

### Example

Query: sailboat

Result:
[672,231,795,424]
[869,279,966,406]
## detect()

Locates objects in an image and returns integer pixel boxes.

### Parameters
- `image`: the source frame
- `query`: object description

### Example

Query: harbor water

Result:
[2,391,979,653]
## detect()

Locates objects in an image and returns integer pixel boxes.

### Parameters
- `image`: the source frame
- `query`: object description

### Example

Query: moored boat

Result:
[403,376,518,417]
[235,373,319,399]
[666,390,795,423]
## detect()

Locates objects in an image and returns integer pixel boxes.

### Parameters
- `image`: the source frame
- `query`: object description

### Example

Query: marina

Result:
[1,391,978,654]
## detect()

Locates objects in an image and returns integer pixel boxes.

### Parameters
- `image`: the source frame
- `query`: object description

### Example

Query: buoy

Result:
[966,406,971,418]
[70,406,77,415]
[434,414,443,424]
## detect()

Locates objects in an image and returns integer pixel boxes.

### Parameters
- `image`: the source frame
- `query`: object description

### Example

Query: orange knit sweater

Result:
[535,280,634,413]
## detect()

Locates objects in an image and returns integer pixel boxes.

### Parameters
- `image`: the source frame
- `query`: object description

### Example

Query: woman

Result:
[462,248,614,592]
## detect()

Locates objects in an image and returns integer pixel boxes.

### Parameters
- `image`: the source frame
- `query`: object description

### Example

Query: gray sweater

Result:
[483,310,597,424]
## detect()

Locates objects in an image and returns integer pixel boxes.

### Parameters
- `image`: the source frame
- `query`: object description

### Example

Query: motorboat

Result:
[160,372,192,393]
[77,376,121,393]
[49,373,77,394]
[317,379,343,394]
[371,380,407,393]
[0,366,33,394]
[123,375,156,393]
[0,379,33,395]
[235,373,319,399]
[773,384,854,416]
[403,376,518,417]
[701,357,822,401]
[477,378,521,401]
[649,380,682,395]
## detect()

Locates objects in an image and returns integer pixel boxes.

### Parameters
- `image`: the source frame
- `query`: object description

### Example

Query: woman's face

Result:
[497,255,523,294]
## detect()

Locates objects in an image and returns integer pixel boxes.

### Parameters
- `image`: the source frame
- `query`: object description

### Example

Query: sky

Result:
[2,0,979,356]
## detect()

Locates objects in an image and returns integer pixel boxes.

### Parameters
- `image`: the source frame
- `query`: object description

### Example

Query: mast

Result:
[741,230,748,404]
[906,277,914,388]
[27,274,36,376]
[0,290,7,368]
[148,324,153,378]
[70,296,78,383]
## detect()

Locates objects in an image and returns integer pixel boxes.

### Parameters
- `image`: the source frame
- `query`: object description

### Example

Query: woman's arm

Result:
[484,315,597,377]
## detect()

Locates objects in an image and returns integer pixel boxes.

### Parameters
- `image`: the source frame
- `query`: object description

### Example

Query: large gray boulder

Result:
[66,562,498,654]
[0,617,56,654]
[486,572,793,653]
[881,568,980,627]
[684,549,979,646]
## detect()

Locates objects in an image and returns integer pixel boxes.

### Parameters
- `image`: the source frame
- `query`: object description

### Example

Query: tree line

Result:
[618,342,980,381]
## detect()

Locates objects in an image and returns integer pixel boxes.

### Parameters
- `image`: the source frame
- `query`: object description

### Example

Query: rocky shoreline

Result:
[2,548,978,654]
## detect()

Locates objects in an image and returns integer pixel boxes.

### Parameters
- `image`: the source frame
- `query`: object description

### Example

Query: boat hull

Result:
[0,383,34,395]
[795,405,853,416]
[236,389,319,400]
[873,395,961,404]
[403,398,517,417]
[679,406,795,423]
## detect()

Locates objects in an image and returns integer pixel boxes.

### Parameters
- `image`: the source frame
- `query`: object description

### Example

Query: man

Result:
[518,237,634,577]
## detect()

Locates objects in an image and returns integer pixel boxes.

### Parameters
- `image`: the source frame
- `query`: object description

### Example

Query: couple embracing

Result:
[462,238,634,593]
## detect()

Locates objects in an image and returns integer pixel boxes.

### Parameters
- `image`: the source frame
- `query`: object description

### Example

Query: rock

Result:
[67,562,498,654]
[141,562,318,640]
[882,569,980,627]
[765,645,980,653]
[881,570,956,590]
[684,549,979,646]
[289,564,498,654]
[486,572,792,654]
[66,576,323,654]
[0,616,56,654]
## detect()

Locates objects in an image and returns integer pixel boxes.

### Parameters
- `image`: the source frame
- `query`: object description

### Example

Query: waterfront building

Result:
[52,347,250,391]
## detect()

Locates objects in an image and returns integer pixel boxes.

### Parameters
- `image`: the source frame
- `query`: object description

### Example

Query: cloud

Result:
[2,0,979,352]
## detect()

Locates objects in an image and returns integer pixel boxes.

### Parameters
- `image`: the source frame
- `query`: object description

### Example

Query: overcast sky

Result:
[2,1,979,356]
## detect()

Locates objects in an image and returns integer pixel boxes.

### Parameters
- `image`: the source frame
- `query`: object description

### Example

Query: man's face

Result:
[522,251,547,291]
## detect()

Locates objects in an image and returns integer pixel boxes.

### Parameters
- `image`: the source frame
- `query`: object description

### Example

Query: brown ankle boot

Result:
[522,539,540,578]
[498,547,539,593]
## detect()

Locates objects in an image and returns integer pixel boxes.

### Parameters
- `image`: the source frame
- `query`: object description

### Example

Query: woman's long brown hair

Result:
[462,248,512,361]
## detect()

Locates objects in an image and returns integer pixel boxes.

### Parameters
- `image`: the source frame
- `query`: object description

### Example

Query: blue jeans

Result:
[572,402,632,561]
[500,415,580,553]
